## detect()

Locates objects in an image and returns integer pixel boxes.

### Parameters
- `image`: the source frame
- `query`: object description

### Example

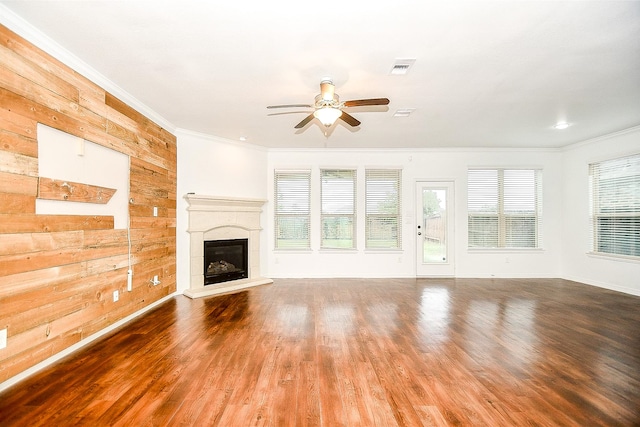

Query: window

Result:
[468,169,542,249]
[321,169,356,249]
[365,169,402,249]
[274,170,311,249]
[589,153,640,258]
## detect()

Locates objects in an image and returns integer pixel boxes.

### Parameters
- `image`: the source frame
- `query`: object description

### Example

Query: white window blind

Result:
[365,169,402,249]
[321,169,356,249]
[274,170,311,249]
[589,153,640,258]
[468,169,542,249]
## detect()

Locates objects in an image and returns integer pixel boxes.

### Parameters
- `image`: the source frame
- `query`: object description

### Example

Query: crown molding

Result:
[562,125,640,152]
[266,145,562,154]
[0,5,176,134]
[175,128,269,152]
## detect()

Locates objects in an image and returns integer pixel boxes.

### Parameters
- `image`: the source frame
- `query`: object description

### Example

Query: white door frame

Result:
[415,180,455,277]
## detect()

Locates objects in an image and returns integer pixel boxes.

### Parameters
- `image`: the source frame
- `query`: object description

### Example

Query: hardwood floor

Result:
[1,278,639,426]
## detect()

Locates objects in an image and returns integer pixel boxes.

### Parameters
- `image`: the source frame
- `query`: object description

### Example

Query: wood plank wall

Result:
[0,24,177,384]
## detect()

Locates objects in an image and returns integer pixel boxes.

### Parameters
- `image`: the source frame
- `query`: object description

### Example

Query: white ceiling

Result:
[1,1,639,150]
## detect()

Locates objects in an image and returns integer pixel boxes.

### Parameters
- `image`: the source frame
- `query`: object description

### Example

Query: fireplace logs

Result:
[207,260,238,275]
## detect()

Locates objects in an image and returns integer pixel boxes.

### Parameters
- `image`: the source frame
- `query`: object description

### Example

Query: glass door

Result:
[416,181,455,276]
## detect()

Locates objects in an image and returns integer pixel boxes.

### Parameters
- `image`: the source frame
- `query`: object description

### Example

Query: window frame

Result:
[365,168,402,250]
[589,153,640,260]
[467,168,542,250]
[274,169,311,250]
[320,168,357,250]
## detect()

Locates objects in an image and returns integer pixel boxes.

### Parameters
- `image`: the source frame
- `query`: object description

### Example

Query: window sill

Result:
[364,249,404,254]
[587,252,640,264]
[319,248,358,253]
[467,248,545,254]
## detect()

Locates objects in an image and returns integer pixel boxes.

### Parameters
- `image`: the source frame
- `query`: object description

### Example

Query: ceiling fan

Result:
[267,79,390,130]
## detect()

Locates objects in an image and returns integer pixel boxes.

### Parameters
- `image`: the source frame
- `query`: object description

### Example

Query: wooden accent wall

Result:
[0,25,177,383]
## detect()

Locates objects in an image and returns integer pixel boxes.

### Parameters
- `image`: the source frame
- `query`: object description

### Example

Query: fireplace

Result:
[184,194,272,299]
[204,239,248,285]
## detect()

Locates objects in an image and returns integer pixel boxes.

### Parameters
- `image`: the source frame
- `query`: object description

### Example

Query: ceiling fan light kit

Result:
[267,79,389,133]
[314,107,343,127]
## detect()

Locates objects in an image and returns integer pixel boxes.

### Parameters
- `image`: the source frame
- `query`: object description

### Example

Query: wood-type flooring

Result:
[1,278,639,426]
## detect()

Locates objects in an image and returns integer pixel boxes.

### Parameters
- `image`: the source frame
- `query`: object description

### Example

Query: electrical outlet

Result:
[153,206,158,217]
[113,290,119,302]
[0,328,7,350]
[153,275,159,286]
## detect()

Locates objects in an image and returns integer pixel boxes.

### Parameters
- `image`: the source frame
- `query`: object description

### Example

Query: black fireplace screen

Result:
[203,238,248,285]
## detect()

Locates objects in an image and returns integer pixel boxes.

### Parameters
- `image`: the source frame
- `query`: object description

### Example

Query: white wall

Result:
[176,127,639,296]
[267,148,564,279]
[561,127,640,296]
[36,124,130,229]
[176,130,269,293]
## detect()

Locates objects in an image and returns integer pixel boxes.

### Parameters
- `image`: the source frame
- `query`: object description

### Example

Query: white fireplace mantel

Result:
[184,194,272,299]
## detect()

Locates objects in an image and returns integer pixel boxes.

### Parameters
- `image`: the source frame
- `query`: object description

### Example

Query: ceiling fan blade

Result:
[268,111,313,116]
[267,104,313,109]
[294,113,315,129]
[340,111,361,127]
[343,98,390,107]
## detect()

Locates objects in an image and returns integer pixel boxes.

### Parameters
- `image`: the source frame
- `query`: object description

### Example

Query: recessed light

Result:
[553,122,570,130]
[239,136,248,141]
[390,59,416,75]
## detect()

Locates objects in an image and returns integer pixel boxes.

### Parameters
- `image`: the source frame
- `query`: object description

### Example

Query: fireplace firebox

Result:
[203,239,248,285]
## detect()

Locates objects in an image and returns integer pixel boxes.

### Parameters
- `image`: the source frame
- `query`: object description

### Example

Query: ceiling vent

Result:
[393,108,415,117]
[390,59,416,75]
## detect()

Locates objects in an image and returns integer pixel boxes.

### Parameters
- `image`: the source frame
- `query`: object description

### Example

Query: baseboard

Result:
[0,292,178,394]
[562,275,640,297]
